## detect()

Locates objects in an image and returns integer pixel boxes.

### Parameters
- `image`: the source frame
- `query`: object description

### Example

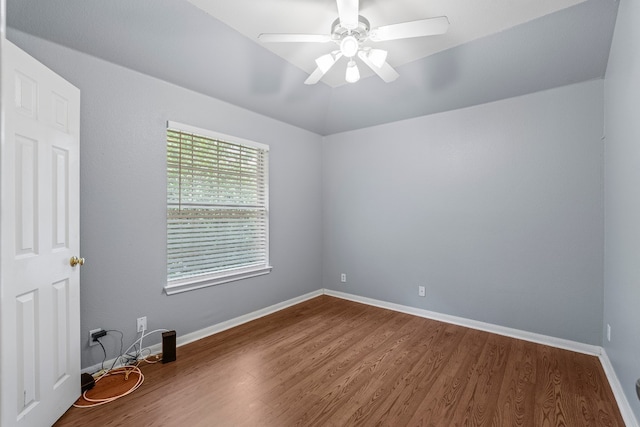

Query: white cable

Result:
[75,328,170,408]
[118,328,170,367]
[73,366,144,408]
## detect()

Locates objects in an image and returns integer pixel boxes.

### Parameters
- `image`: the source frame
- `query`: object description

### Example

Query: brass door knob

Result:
[70,256,85,267]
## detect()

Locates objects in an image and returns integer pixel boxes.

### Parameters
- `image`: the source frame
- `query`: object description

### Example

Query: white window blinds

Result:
[165,122,271,295]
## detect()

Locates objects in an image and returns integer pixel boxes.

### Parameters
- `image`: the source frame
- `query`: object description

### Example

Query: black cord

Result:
[106,330,125,370]
[123,348,140,365]
[127,331,144,364]
[103,329,141,367]
[96,338,107,372]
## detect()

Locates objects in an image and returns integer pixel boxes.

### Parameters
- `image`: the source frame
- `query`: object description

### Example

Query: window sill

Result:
[164,266,273,296]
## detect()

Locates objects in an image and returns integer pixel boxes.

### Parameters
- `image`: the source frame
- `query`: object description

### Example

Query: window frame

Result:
[164,121,272,295]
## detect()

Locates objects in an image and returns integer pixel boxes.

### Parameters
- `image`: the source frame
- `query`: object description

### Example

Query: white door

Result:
[1,39,81,427]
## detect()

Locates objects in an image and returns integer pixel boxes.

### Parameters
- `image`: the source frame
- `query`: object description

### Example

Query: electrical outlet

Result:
[418,286,426,297]
[137,316,147,333]
[607,324,611,342]
[89,328,102,347]
[340,273,347,283]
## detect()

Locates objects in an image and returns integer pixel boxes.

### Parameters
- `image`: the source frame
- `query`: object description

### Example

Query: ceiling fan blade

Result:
[358,50,399,83]
[373,61,399,83]
[336,0,359,30]
[304,67,325,85]
[258,33,332,43]
[369,16,449,42]
[304,52,342,85]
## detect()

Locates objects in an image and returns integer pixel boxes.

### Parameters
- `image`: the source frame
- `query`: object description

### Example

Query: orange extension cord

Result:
[73,365,144,408]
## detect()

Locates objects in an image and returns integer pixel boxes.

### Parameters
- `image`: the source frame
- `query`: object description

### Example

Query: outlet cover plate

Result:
[137,316,147,332]
[89,328,102,347]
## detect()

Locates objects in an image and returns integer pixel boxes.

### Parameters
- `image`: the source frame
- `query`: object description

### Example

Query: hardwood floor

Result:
[55,295,624,426]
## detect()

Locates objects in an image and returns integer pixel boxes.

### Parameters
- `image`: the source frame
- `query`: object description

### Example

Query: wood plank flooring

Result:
[55,295,624,426]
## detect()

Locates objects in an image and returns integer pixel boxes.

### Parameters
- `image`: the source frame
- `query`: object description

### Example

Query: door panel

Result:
[15,134,39,257]
[52,279,70,388]
[52,147,69,251]
[1,39,81,427]
[16,290,40,417]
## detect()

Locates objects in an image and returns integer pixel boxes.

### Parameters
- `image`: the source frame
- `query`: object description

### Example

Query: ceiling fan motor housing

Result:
[331,15,370,47]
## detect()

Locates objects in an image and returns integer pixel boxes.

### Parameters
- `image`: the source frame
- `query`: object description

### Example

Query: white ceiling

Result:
[5,0,618,135]
[188,0,586,87]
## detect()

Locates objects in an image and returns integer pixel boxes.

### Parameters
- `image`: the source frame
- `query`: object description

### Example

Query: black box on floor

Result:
[81,372,95,392]
[162,330,176,363]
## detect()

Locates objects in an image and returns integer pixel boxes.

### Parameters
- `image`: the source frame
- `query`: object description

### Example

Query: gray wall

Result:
[7,25,611,370]
[8,30,323,368]
[322,80,605,345]
[604,0,640,420]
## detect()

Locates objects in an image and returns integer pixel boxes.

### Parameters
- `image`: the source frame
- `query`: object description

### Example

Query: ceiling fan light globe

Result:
[340,35,359,57]
[368,49,388,68]
[345,60,360,83]
[315,53,336,73]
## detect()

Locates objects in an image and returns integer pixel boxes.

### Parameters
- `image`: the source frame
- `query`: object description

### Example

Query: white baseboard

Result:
[174,289,323,348]
[323,289,601,356]
[83,287,638,426]
[83,289,324,374]
[599,349,639,427]
[325,289,640,425]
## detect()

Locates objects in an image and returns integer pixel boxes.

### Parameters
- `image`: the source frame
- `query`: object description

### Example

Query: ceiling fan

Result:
[258,0,449,85]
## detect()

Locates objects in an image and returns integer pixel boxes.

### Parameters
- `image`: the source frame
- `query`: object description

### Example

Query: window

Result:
[164,121,271,295]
